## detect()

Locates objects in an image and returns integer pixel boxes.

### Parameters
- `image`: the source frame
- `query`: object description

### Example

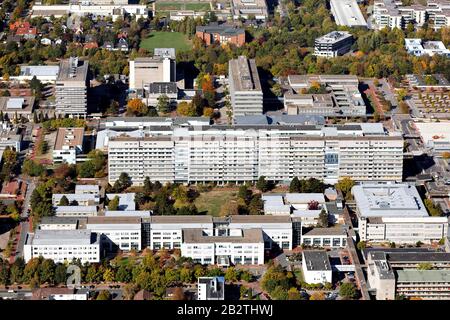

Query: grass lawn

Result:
[155,2,211,11]
[140,31,192,52]
[194,190,238,216]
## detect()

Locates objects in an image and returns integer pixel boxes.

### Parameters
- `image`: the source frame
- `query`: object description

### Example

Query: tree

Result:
[339,282,358,300]
[157,94,170,114]
[143,177,153,195]
[442,152,450,159]
[115,172,132,192]
[256,176,269,192]
[248,195,263,215]
[238,185,252,204]
[171,287,186,300]
[78,161,96,178]
[271,285,289,300]
[309,292,325,300]
[108,196,120,211]
[58,195,69,206]
[126,98,148,116]
[220,201,239,216]
[224,267,239,282]
[176,101,198,116]
[289,177,301,193]
[96,290,112,300]
[318,209,329,228]
[357,241,367,251]
[287,287,301,300]
[336,177,355,200]
[418,263,432,270]
[424,199,443,216]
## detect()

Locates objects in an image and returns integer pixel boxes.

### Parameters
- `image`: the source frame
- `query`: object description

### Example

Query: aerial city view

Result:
[0,0,450,305]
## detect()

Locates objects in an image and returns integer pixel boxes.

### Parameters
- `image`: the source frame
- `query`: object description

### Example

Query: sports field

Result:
[140,31,192,52]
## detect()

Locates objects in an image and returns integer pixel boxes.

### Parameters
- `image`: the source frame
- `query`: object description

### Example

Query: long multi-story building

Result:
[353,183,449,243]
[228,56,263,117]
[107,122,403,185]
[23,229,100,263]
[55,57,88,117]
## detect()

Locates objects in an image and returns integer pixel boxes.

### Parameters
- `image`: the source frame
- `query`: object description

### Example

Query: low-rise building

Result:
[196,24,246,47]
[31,288,88,301]
[53,127,85,165]
[52,193,99,206]
[13,65,60,83]
[405,38,450,57]
[181,228,265,266]
[231,0,269,20]
[396,270,450,299]
[314,31,353,58]
[39,217,80,230]
[106,193,136,211]
[75,184,100,202]
[301,227,348,248]
[330,0,368,27]
[302,250,333,284]
[54,205,98,217]
[366,251,396,300]
[197,277,225,300]
[86,216,142,252]
[24,229,100,263]
[0,96,35,121]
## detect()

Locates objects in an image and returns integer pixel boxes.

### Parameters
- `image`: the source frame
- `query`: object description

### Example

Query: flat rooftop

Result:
[57,57,88,82]
[415,121,450,144]
[387,252,450,263]
[27,229,96,246]
[302,227,347,237]
[54,127,84,150]
[330,0,368,27]
[150,215,213,224]
[196,25,245,36]
[352,184,429,218]
[19,65,59,77]
[0,96,35,113]
[316,31,353,43]
[86,216,141,225]
[396,270,450,283]
[229,56,262,92]
[303,250,331,271]
[183,228,264,244]
[230,215,292,224]
[40,216,79,225]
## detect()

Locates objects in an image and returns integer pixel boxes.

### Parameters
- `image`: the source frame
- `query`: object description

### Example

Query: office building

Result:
[414,121,450,154]
[52,193,99,206]
[54,206,98,217]
[228,56,263,117]
[196,24,246,47]
[75,184,100,203]
[0,96,35,121]
[330,0,368,27]
[314,31,353,58]
[86,217,142,251]
[52,127,84,165]
[353,183,449,243]
[129,49,176,90]
[181,228,265,266]
[197,277,225,300]
[39,217,80,230]
[31,288,88,301]
[14,65,59,83]
[405,38,450,57]
[55,57,88,117]
[302,251,333,284]
[301,227,348,248]
[23,229,100,263]
[366,251,396,300]
[286,75,366,117]
[231,0,269,20]
[107,122,403,186]
[106,193,136,211]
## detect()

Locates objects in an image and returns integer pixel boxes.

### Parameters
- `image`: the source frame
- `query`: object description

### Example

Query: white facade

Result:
[302,251,333,284]
[405,38,450,57]
[52,193,99,206]
[24,229,100,263]
[107,123,403,185]
[54,206,98,217]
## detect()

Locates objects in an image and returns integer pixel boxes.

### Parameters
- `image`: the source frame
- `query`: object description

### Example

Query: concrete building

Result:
[52,127,84,164]
[129,49,176,90]
[197,277,225,300]
[13,65,60,83]
[0,96,35,121]
[52,193,99,206]
[301,227,348,248]
[31,288,88,301]
[330,0,368,27]
[353,183,449,243]
[286,75,366,117]
[86,216,142,251]
[75,184,100,202]
[107,122,403,185]
[405,38,450,57]
[396,270,450,299]
[106,193,136,211]
[415,121,450,155]
[231,0,269,20]
[181,228,265,265]
[54,206,98,217]
[228,56,263,117]
[366,251,396,300]
[23,229,100,263]
[196,24,246,47]
[314,31,353,58]
[39,217,80,230]
[169,10,205,21]
[302,250,333,284]
[146,82,178,106]
[55,57,89,117]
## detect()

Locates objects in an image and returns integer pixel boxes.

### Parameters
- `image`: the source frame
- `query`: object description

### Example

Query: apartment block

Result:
[55,57,88,117]
[405,38,450,57]
[23,229,100,263]
[228,56,263,117]
[314,31,353,58]
[107,122,403,185]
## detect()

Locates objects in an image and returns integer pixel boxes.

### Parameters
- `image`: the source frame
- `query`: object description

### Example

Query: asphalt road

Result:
[14,179,35,260]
